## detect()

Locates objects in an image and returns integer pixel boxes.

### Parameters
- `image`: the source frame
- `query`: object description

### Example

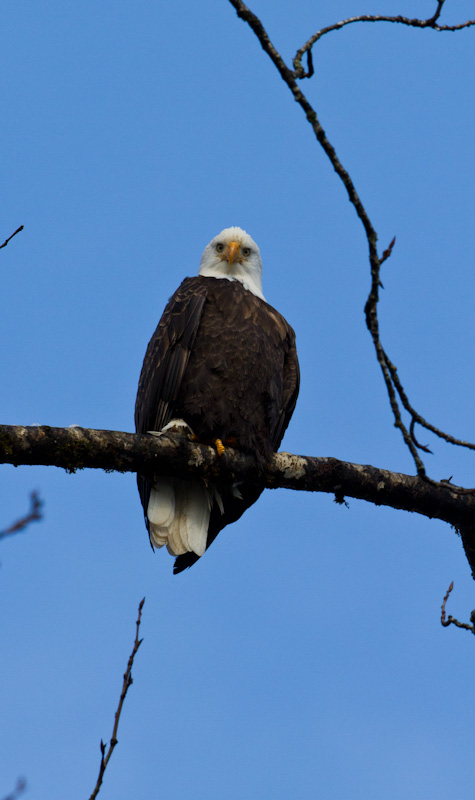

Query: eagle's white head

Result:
[198,227,265,301]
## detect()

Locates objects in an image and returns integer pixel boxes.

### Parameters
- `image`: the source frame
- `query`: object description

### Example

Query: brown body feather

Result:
[135,275,299,572]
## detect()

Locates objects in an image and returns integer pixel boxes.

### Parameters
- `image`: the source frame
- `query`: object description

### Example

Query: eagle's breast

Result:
[173,277,292,462]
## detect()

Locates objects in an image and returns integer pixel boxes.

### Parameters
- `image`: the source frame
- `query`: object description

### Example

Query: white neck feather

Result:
[199,263,266,301]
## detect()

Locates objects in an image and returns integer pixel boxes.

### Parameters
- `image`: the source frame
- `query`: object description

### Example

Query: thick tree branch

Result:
[1,424,475,532]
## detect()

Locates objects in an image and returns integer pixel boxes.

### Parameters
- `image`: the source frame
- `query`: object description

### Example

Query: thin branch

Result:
[0,226,24,251]
[430,0,446,24]
[364,287,428,475]
[441,582,475,633]
[0,779,27,800]
[384,353,475,452]
[378,236,396,270]
[88,598,145,800]
[293,3,475,79]
[410,418,432,455]
[226,0,475,476]
[0,491,43,541]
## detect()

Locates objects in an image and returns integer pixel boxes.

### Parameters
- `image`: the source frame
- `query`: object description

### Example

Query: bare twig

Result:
[384,353,475,453]
[1,778,27,800]
[226,0,475,476]
[379,236,396,269]
[0,491,43,541]
[293,3,475,78]
[0,226,24,251]
[441,582,475,633]
[88,598,145,800]
[409,418,432,454]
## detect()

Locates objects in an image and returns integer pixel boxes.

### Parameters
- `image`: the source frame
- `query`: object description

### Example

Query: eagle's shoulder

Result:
[201,276,296,340]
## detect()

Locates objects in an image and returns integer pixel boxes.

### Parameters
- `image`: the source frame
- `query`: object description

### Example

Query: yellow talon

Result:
[190,433,227,456]
[214,438,225,457]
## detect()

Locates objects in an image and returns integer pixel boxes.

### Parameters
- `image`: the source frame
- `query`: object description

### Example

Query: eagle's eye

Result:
[215,243,225,253]
[242,247,251,257]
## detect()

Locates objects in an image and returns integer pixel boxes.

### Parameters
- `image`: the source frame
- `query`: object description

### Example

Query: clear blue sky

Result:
[2,1,475,798]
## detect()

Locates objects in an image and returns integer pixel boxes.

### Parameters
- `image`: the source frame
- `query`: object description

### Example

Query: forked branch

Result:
[441,582,475,634]
[88,598,145,800]
[0,491,43,541]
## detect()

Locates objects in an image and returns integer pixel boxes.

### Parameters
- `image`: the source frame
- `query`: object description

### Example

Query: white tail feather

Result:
[147,478,175,548]
[148,478,210,557]
[181,481,210,556]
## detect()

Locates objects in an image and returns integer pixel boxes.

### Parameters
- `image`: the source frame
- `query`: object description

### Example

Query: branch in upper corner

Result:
[88,598,145,800]
[227,0,475,477]
[0,491,43,541]
[0,226,24,251]
[441,582,475,634]
[292,3,475,79]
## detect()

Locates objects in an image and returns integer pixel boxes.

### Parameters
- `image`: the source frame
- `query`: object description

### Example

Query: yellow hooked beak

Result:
[224,240,240,267]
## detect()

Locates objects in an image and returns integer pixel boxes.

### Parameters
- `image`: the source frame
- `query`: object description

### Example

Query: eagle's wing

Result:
[135,278,207,526]
[135,278,207,436]
[271,327,300,450]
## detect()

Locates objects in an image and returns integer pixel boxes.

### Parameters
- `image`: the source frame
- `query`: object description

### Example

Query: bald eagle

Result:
[135,227,299,573]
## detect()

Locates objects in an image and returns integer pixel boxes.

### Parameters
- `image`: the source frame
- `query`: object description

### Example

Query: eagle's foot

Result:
[191,432,221,452]
[190,434,238,456]
[214,438,225,457]
[214,437,239,456]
